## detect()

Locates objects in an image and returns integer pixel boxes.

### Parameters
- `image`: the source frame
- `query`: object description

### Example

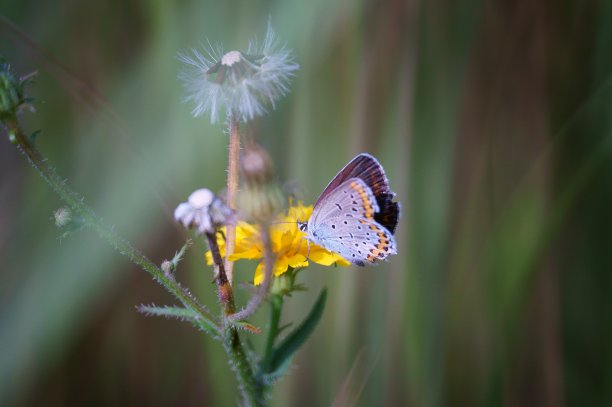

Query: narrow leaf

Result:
[268,288,327,375]
[235,321,262,334]
[137,304,199,320]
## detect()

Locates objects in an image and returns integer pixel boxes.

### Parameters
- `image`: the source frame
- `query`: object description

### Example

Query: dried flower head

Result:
[161,260,173,275]
[174,188,235,235]
[52,207,84,239]
[54,207,72,227]
[179,21,299,123]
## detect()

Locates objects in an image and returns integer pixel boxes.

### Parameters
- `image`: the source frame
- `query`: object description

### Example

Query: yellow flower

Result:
[206,203,350,285]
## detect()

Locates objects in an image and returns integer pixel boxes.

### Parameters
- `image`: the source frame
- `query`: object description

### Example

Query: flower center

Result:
[221,51,241,67]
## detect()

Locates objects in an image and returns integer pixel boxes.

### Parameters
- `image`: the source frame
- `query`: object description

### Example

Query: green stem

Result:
[4,119,220,335]
[205,231,235,315]
[262,293,284,373]
[224,328,265,406]
[205,223,260,405]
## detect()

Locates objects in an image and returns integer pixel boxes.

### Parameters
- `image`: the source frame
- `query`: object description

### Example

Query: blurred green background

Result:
[1,0,611,405]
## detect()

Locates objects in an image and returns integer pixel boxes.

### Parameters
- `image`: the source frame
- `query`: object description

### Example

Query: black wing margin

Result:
[316,154,400,234]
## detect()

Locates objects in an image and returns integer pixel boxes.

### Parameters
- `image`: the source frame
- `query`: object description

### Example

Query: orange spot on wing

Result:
[351,181,375,219]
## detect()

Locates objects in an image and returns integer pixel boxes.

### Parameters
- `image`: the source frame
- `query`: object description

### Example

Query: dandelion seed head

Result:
[221,51,242,67]
[179,21,299,124]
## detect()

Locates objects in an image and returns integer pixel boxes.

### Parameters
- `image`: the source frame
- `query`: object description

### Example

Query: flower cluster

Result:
[206,203,350,285]
[174,188,235,235]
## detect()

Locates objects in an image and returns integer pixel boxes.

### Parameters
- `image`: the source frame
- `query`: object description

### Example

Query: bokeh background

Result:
[1,0,611,406]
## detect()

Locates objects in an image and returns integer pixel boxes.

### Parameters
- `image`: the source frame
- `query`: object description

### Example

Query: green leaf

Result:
[267,288,327,376]
[234,321,262,334]
[137,304,199,320]
[137,304,220,338]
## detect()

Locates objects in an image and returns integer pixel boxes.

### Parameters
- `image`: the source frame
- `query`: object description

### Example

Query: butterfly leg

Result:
[296,235,312,262]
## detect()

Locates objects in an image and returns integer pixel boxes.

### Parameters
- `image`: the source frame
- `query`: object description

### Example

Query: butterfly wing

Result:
[308,216,397,266]
[315,154,400,234]
[308,178,395,265]
[309,178,379,227]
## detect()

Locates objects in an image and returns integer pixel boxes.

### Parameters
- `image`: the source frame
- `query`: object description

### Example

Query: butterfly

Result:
[298,153,400,266]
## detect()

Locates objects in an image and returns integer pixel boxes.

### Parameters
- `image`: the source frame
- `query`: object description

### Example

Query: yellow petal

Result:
[335,257,351,267]
[253,259,287,286]
[273,256,290,276]
[205,251,213,266]
[230,245,262,259]
[308,245,350,267]
[253,262,265,286]
[285,204,312,222]
[285,253,309,269]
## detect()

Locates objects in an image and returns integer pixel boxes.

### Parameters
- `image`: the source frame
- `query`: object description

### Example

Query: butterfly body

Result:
[303,154,400,266]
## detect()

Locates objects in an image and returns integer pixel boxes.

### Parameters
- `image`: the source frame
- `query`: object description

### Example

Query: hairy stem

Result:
[224,328,265,407]
[229,223,274,322]
[205,231,235,315]
[225,119,241,285]
[4,118,220,335]
[206,231,263,404]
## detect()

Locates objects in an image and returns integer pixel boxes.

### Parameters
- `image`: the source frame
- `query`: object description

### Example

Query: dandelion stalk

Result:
[225,119,240,285]
[3,117,220,335]
[175,22,300,403]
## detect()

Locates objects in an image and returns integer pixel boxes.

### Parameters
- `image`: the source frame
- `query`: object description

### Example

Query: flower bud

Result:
[0,60,34,122]
[174,188,235,235]
[239,144,284,222]
[242,143,274,186]
[161,260,173,276]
